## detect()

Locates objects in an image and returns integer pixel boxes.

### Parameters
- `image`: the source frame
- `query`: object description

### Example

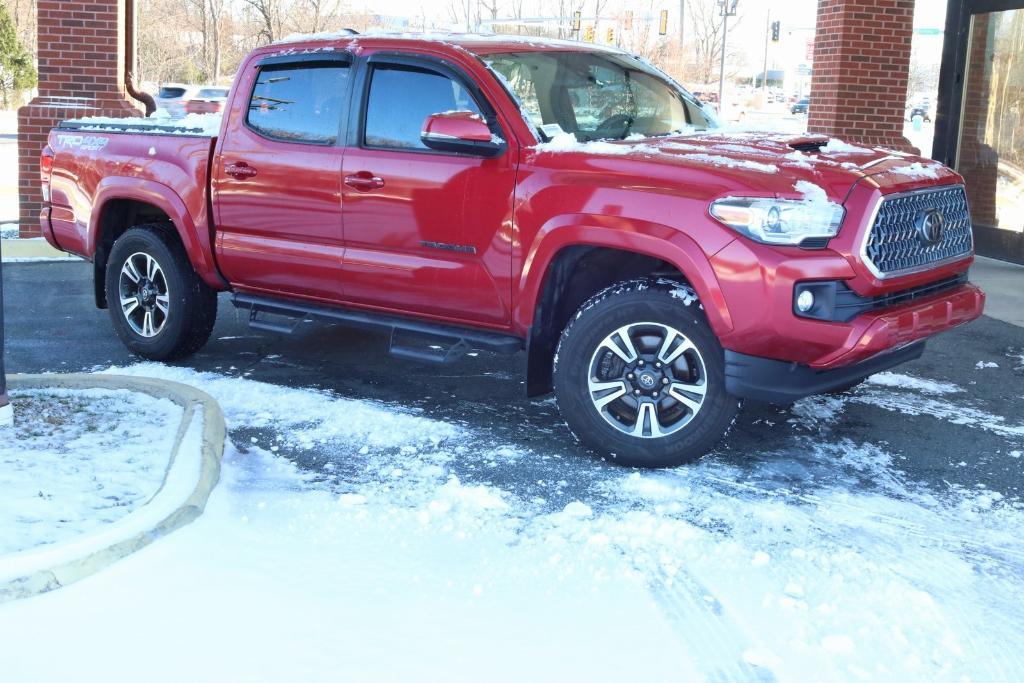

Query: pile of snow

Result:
[794,179,830,204]
[68,112,223,137]
[1,364,1022,681]
[820,138,874,155]
[0,224,18,240]
[889,161,943,180]
[0,388,182,556]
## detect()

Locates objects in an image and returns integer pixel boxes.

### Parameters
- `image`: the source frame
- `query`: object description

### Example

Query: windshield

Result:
[485,51,717,142]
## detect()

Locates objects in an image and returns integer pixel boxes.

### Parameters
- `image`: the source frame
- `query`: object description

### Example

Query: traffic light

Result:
[583,25,595,42]
[572,11,581,33]
[658,9,668,35]
[605,27,615,44]
[771,20,781,42]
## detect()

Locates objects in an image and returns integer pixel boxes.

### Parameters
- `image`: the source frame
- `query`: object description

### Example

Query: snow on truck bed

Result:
[60,112,223,137]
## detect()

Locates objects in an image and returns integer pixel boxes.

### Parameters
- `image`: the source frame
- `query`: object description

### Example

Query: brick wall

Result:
[808,0,916,151]
[17,0,140,238]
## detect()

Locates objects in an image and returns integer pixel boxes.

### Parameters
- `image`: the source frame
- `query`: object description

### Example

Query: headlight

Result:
[709,196,845,246]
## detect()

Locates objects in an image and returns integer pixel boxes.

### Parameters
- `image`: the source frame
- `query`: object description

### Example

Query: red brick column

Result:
[17,0,141,238]
[808,0,916,151]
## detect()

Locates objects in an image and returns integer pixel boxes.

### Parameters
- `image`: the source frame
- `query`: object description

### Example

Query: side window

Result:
[364,65,483,150]
[247,63,350,145]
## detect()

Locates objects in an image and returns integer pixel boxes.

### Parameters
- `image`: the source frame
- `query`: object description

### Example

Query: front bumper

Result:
[725,341,926,404]
[721,282,985,403]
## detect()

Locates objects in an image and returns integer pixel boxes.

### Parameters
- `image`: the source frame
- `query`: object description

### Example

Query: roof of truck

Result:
[269,30,626,57]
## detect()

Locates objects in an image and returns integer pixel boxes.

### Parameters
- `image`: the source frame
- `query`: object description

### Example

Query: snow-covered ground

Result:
[0,363,1021,681]
[0,388,182,555]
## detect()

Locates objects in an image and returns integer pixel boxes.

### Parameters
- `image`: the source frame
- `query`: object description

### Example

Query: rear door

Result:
[339,53,517,327]
[213,53,352,302]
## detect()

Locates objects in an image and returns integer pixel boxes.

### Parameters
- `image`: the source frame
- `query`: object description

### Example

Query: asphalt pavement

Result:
[4,260,1023,499]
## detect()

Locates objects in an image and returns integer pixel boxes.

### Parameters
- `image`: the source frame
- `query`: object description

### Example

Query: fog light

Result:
[796,290,815,313]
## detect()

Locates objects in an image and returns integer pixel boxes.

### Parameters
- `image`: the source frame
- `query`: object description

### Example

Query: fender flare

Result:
[515,214,734,336]
[89,177,226,290]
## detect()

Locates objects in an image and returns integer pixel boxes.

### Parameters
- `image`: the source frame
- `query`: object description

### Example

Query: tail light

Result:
[40,145,54,203]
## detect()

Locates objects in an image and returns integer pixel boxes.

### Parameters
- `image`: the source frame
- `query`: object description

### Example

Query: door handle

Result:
[225,162,258,180]
[344,172,385,191]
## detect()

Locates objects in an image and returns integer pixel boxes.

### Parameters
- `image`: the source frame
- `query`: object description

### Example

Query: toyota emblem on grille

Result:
[916,208,946,245]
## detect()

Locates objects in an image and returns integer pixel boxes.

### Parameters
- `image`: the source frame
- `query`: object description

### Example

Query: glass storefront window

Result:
[957,9,1024,237]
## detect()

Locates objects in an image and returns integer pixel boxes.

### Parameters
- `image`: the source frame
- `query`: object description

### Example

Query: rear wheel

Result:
[554,279,739,468]
[105,224,217,360]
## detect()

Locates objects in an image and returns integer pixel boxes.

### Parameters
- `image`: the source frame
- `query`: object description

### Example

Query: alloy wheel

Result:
[587,322,708,438]
[118,252,170,338]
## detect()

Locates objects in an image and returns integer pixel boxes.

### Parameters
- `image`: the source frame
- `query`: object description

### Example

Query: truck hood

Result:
[534,131,960,203]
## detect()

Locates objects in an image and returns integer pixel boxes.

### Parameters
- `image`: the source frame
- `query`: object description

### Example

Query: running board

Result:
[232,293,523,363]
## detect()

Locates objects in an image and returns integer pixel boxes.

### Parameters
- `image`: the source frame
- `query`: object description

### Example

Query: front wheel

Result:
[553,279,739,468]
[105,224,217,360]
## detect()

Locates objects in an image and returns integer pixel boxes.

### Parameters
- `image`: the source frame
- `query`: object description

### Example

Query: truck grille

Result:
[863,185,973,278]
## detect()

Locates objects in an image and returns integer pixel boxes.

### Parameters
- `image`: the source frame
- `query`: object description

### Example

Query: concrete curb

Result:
[0,374,226,602]
[1,238,75,260]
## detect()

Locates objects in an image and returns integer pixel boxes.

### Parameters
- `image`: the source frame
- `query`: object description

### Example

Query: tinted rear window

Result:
[247,63,350,145]
[197,88,228,98]
[159,87,186,99]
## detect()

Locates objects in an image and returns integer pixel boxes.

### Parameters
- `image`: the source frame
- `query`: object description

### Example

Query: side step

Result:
[232,292,523,363]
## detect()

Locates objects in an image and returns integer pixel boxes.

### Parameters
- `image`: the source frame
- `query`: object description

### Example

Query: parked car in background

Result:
[154,83,197,118]
[791,97,810,114]
[906,103,932,122]
[40,33,985,468]
[185,87,230,115]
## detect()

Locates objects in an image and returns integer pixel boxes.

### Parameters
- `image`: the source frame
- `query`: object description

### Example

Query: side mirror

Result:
[420,111,505,158]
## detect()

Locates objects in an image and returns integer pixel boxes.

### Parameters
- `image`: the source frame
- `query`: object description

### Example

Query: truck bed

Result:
[45,114,221,265]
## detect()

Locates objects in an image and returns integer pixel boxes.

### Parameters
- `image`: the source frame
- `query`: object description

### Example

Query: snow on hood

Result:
[534,132,956,202]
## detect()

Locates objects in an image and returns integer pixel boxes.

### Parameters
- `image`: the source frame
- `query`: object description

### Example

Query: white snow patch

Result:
[69,112,223,137]
[865,372,962,395]
[889,161,943,180]
[820,138,874,155]
[101,363,459,449]
[976,361,999,369]
[0,388,181,556]
[794,179,831,204]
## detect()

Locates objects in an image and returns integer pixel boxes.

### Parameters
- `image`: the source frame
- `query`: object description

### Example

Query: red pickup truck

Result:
[39,32,984,467]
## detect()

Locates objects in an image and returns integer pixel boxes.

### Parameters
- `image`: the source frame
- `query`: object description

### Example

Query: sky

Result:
[347,0,952,77]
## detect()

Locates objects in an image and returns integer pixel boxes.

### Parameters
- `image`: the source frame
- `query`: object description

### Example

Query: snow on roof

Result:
[65,112,223,137]
[273,29,621,53]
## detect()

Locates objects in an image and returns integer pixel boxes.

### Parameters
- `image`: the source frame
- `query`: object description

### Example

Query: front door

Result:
[340,56,516,327]
[213,55,351,301]
[936,1,1024,265]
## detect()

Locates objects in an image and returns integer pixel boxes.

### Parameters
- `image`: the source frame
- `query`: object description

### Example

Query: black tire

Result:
[105,224,217,360]
[553,279,740,468]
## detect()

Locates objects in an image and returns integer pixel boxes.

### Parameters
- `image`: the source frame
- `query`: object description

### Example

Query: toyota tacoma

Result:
[38,32,985,467]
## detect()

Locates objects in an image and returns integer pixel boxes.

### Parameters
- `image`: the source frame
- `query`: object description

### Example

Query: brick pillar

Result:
[808,0,916,151]
[17,0,141,238]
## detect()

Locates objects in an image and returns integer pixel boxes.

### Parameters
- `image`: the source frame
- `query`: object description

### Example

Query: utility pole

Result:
[0,238,10,428]
[679,0,685,45]
[762,9,770,103]
[717,0,738,115]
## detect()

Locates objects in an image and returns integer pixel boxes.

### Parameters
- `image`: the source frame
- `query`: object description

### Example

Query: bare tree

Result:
[241,0,284,43]
[686,0,745,84]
